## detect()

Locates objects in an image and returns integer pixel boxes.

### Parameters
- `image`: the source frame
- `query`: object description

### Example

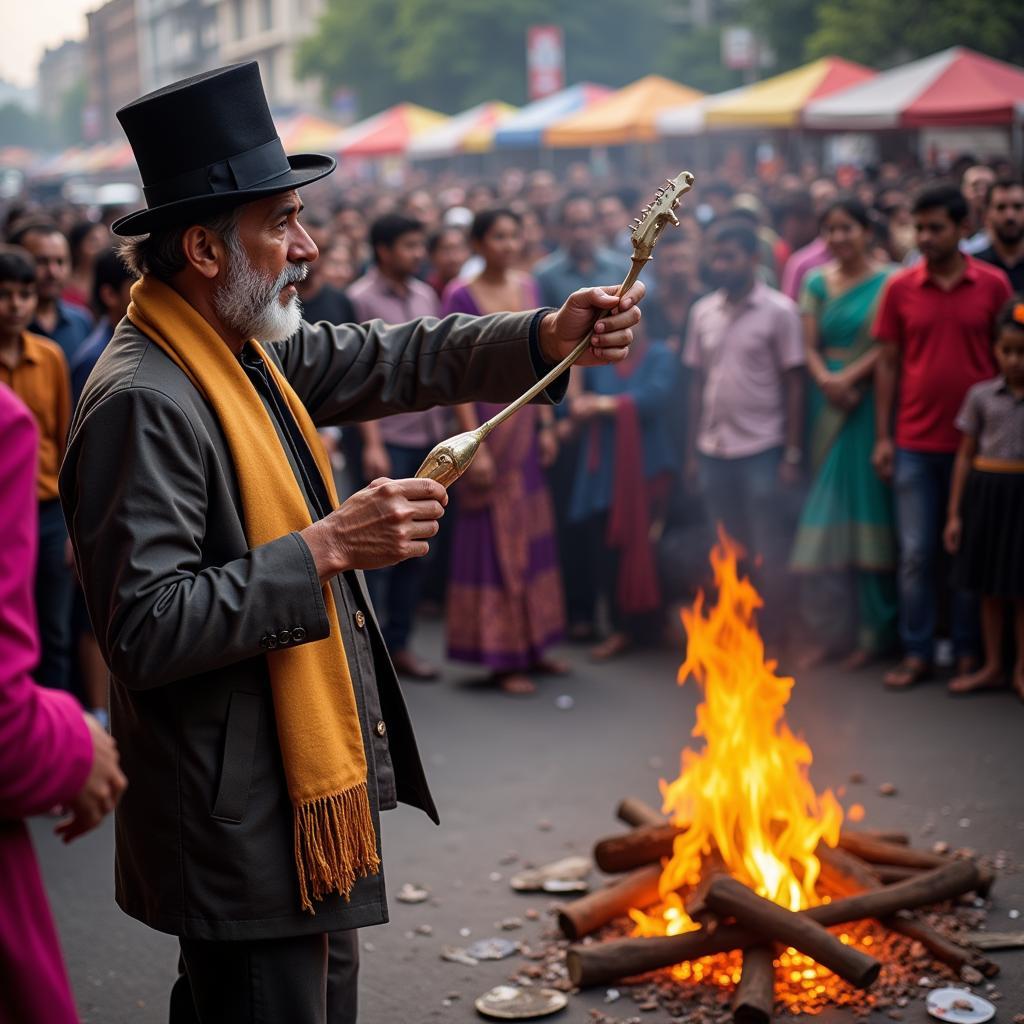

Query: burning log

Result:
[872,864,923,884]
[565,859,982,987]
[733,946,775,1024]
[556,864,662,941]
[693,877,881,989]
[815,843,884,895]
[595,824,682,873]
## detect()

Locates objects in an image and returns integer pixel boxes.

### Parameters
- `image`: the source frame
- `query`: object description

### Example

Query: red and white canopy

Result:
[805,47,1024,129]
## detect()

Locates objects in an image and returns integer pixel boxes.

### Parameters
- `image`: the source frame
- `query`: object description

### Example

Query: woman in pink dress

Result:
[0,382,126,1022]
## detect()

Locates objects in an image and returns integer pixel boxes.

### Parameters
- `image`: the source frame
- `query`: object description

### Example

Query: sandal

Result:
[883,657,932,690]
[532,655,571,676]
[494,672,536,696]
[948,665,1004,695]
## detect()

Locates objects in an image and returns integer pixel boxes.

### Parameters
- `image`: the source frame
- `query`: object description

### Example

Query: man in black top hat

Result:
[59,63,644,1023]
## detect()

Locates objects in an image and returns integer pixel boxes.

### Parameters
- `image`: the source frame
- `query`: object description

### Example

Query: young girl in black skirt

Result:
[944,297,1024,698]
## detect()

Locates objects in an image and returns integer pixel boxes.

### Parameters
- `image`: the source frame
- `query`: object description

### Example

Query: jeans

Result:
[699,448,796,645]
[34,499,74,690]
[365,443,431,653]
[893,448,979,661]
[169,930,358,1023]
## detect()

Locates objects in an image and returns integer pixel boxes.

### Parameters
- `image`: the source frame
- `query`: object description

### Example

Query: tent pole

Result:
[1012,111,1023,168]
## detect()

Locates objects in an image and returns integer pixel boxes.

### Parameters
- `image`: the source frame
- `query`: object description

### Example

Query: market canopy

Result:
[407,101,517,158]
[805,47,1024,129]
[545,74,703,147]
[335,103,447,157]
[493,84,612,148]
[277,112,348,152]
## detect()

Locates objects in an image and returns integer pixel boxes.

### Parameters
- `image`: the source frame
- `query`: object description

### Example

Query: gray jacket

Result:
[60,309,562,940]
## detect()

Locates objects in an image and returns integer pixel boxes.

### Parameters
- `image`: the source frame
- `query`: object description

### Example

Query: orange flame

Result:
[632,529,843,938]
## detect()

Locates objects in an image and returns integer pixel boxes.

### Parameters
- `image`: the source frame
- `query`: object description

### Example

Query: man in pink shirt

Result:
[0,382,127,1022]
[684,219,806,645]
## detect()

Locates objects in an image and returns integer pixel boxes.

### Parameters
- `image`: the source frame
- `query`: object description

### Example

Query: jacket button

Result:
[375,719,386,737]
[278,628,291,644]
[266,633,278,649]
[292,626,306,641]
[354,611,366,630]
[259,634,270,649]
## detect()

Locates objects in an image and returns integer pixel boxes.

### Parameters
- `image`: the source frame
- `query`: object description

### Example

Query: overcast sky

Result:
[4,0,93,89]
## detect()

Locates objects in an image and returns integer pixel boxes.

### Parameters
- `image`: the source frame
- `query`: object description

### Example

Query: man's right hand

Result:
[301,477,448,581]
[56,713,127,844]
[872,438,895,481]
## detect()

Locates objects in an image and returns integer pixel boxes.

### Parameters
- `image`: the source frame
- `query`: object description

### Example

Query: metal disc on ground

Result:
[926,988,995,1024]
[474,985,568,1020]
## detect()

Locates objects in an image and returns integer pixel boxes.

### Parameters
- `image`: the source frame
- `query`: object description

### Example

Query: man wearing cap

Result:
[59,63,643,1023]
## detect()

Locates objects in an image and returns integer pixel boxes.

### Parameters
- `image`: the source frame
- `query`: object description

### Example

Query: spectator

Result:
[64,220,110,310]
[535,195,624,641]
[8,218,92,361]
[790,198,898,669]
[426,224,470,298]
[401,188,441,232]
[441,209,566,693]
[320,238,359,292]
[872,183,1012,688]
[295,215,357,326]
[772,190,818,281]
[944,298,1024,698]
[332,199,371,274]
[961,164,996,254]
[70,247,136,402]
[350,214,444,680]
[975,178,1024,292]
[0,245,74,692]
[596,190,634,255]
[780,179,840,300]
[684,218,805,648]
[0,381,126,1024]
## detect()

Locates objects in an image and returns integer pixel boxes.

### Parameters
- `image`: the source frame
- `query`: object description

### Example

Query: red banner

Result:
[527,26,565,101]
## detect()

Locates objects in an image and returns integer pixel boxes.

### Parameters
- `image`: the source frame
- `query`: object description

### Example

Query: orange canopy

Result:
[545,74,703,147]
[337,104,447,157]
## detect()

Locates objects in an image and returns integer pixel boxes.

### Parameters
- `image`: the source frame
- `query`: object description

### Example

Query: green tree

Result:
[807,0,1024,67]
[743,0,818,71]
[0,103,51,147]
[56,78,87,146]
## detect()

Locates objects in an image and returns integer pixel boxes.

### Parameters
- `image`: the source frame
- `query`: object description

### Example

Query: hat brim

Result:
[111,153,336,237]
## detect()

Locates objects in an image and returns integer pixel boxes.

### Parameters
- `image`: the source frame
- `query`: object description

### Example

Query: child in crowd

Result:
[944,298,1024,698]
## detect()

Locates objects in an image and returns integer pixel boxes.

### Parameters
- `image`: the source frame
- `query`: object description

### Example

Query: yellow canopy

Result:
[705,57,875,129]
[545,74,703,147]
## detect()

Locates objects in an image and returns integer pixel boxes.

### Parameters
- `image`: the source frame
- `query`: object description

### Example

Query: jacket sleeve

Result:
[273,309,566,426]
[61,387,332,691]
[0,394,91,819]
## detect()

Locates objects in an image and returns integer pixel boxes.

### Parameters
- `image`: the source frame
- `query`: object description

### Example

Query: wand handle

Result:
[477,257,649,441]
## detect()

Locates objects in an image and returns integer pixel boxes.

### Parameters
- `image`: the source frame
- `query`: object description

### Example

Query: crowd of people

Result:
[2,155,1023,711]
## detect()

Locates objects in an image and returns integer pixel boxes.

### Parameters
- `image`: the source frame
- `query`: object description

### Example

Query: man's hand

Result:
[464,447,497,491]
[872,438,895,481]
[56,713,127,844]
[301,478,448,581]
[539,282,645,368]
[943,516,962,554]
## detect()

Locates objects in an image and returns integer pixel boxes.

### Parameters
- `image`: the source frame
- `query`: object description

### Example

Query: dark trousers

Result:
[365,443,431,652]
[34,499,74,690]
[169,929,359,1024]
[548,436,594,629]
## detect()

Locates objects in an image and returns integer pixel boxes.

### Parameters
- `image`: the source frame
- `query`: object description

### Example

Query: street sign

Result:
[721,26,757,70]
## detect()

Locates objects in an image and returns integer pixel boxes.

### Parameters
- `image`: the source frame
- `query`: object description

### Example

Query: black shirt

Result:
[976,245,1024,293]
[299,284,357,327]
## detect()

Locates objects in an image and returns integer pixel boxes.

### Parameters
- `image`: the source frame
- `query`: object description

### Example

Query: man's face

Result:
[654,238,698,290]
[404,191,439,230]
[986,185,1024,246]
[962,166,996,212]
[561,199,598,262]
[707,239,754,291]
[0,279,37,339]
[914,206,963,265]
[810,178,838,216]
[596,196,628,244]
[380,231,426,280]
[335,208,367,244]
[431,229,469,282]
[212,191,317,341]
[22,230,70,302]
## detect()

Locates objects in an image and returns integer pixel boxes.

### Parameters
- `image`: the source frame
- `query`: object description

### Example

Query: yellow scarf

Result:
[127,276,379,913]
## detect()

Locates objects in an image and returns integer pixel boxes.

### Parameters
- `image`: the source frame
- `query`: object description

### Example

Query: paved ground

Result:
[35,619,1024,1023]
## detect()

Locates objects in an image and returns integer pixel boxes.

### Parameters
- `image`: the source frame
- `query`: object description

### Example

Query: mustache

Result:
[278,261,309,289]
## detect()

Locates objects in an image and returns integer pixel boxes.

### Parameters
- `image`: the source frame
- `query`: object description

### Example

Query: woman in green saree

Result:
[791,197,898,668]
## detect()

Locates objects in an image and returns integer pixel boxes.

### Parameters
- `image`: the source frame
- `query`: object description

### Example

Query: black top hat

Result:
[111,62,336,237]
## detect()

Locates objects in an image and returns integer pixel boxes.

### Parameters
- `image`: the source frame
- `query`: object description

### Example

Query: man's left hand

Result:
[539,282,645,367]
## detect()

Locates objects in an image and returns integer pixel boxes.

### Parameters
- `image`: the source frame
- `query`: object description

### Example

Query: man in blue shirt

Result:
[9,219,92,361]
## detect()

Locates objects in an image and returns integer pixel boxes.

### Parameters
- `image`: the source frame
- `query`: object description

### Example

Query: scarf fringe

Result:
[294,784,382,913]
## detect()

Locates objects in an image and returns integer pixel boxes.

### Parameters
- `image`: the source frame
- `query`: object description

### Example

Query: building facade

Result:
[136,0,221,95]
[217,0,324,109]
[37,40,86,127]
[85,0,141,140]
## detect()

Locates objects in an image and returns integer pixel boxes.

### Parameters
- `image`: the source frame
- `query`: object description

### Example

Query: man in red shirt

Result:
[872,184,1012,689]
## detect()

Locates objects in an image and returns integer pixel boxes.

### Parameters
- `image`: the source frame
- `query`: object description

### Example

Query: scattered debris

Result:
[474,985,568,1021]
[497,917,523,931]
[415,923,433,936]
[510,856,591,893]
[554,695,574,710]
[926,987,996,1024]
[965,929,1024,949]
[466,937,519,961]
[604,988,621,1003]
[849,771,866,784]
[397,883,430,904]
[879,782,898,796]
[441,945,478,967]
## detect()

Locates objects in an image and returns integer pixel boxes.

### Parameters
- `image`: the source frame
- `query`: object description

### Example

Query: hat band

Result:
[143,137,290,209]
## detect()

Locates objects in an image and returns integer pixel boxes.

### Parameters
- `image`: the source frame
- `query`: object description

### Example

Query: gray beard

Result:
[213,236,308,342]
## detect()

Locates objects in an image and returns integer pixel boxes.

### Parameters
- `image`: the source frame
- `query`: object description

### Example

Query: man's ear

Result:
[181,224,226,281]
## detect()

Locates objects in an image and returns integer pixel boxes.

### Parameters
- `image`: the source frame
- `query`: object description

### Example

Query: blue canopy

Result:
[492,83,612,148]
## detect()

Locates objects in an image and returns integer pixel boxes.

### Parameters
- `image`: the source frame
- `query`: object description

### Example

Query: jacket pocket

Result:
[211,692,261,823]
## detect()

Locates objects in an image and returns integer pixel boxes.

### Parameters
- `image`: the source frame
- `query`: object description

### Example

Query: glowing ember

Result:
[631,530,844,943]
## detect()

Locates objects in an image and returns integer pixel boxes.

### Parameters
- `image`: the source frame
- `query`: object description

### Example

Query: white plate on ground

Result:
[475,985,568,1020]
[926,987,995,1024]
